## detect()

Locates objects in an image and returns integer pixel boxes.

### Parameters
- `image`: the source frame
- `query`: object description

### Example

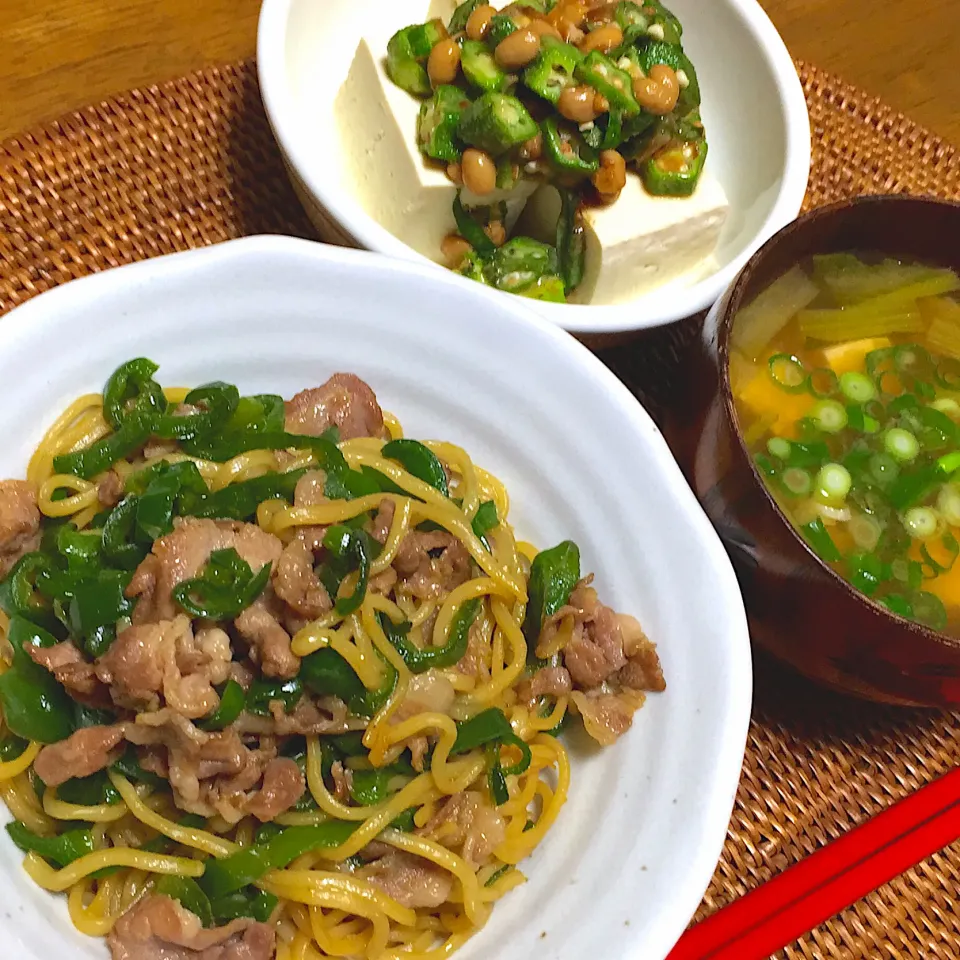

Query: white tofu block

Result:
[335,38,537,263]
[520,170,730,304]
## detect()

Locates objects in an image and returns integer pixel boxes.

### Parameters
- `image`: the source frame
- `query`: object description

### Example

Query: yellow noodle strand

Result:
[0,741,41,781]
[1,774,54,834]
[43,789,128,824]
[380,829,484,925]
[24,849,204,892]
[38,474,99,517]
[260,870,417,926]
[107,772,238,858]
[370,497,412,575]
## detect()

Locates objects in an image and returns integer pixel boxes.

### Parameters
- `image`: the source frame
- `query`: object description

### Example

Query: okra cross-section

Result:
[458,93,539,155]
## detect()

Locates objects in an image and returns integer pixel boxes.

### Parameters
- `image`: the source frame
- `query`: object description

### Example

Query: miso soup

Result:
[731,252,960,633]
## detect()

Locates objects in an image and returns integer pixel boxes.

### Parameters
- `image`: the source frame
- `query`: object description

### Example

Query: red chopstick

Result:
[668,764,960,960]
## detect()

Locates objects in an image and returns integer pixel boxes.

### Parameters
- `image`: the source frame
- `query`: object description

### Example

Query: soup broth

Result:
[731,252,960,634]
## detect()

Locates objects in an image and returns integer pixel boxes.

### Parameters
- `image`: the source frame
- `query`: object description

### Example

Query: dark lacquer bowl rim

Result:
[716,194,960,655]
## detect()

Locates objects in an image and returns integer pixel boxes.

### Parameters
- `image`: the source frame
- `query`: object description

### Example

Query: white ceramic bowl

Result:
[257,0,810,335]
[0,236,750,959]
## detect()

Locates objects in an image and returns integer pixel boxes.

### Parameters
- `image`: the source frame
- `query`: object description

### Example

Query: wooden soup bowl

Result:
[664,196,960,706]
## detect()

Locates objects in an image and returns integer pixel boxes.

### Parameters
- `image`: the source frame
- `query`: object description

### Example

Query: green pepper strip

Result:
[0,552,57,624]
[301,647,396,718]
[53,418,153,481]
[323,526,372,617]
[199,679,247,732]
[378,599,481,674]
[102,358,166,431]
[452,707,532,806]
[57,770,122,806]
[556,189,586,294]
[210,888,279,925]
[111,746,166,788]
[6,822,94,867]
[246,676,304,717]
[0,617,76,743]
[381,439,449,496]
[200,822,361,900]
[471,500,499,549]
[155,875,215,927]
[523,540,580,646]
[172,548,272,619]
[155,381,240,442]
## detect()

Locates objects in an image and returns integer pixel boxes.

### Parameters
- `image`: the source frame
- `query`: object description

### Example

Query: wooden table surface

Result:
[0,0,958,144]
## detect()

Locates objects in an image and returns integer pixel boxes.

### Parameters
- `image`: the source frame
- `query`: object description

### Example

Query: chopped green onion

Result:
[809,368,839,398]
[781,468,812,497]
[882,594,913,619]
[767,437,791,460]
[912,591,948,631]
[848,513,882,551]
[864,415,881,434]
[839,371,877,404]
[938,451,960,475]
[810,399,848,434]
[816,463,852,501]
[937,484,960,526]
[884,427,920,463]
[768,354,808,393]
[902,506,940,540]
[801,517,842,563]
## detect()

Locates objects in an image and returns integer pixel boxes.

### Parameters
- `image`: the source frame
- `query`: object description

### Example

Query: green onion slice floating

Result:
[766,437,791,460]
[768,354,808,393]
[839,371,877,404]
[810,399,848,434]
[884,427,920,463]
[816,463,852,502]
[781,468,811,497]
[809,368,839,399]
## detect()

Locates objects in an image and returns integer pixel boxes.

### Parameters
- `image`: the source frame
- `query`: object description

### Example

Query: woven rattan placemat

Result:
[2,58,960,958]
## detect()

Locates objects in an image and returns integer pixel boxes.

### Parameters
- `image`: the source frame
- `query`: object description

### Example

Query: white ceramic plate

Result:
[257,0,810,335]
[0,236,751,959]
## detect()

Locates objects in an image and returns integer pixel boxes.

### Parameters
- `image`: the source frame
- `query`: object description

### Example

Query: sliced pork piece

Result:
[26,641,103,700]
[559,580,628,689]
[570,689,647,747]
[358,849,453,909]
[126,518,282,623]
[394,530,472,600]
[0,480,40,578]
[33,725,126,787]
[242,757,305,822]
[272,533,332,620]
[96,616,231,719]
[285,373,385,440]
[107,895,275,960]
[234,603,299,679]
[420,790,506,867]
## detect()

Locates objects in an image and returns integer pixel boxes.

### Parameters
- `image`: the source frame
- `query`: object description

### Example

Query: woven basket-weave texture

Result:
[1,56,960,958]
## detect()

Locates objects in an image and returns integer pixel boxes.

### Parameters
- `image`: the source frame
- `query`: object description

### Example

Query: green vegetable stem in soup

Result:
[386,0,709,303]
[730,252,960,634]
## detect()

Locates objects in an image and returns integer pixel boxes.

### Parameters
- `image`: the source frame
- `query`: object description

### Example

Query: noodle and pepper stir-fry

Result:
[0,360,665,960]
